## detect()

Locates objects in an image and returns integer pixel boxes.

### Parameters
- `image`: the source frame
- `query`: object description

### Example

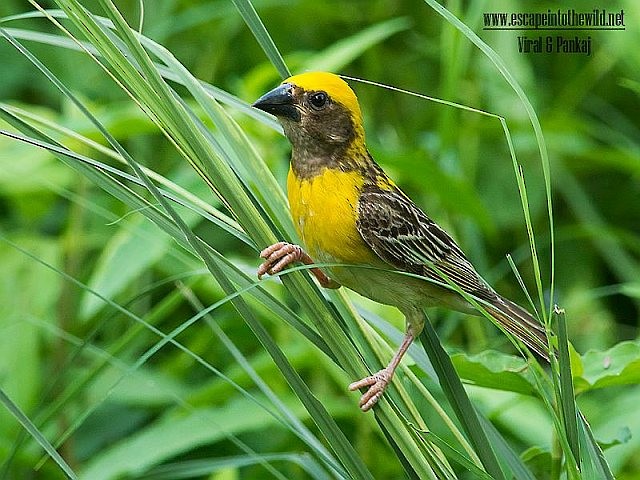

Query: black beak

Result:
[252,83,300,121]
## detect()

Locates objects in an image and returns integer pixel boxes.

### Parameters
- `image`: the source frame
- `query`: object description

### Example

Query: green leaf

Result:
[575,341,640,393]
[138,454,331,480]
[423,431,494,480]
[80,216,190,319]
[519,446,551,479]
[302,17,410,73]
[479,416,537,480]
[0,236,59,437]
[78,398,302,480]
[451,350,536,395]
[598,426,632,451]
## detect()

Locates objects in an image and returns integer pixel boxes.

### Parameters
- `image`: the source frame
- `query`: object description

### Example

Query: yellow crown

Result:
[283,72,362,121]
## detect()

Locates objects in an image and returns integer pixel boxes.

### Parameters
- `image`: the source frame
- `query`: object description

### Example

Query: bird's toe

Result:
[259,241,288,259]
[349,369,392,412]
[257,242,304,279]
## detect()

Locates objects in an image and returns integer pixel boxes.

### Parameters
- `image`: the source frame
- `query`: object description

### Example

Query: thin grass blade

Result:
[578,412,615,480]
[231,0,289,79]
[424,431,494,480]
[555,306,580,462]
[419,318,505,479]
[44,3,374,476]
[0,389,77,480]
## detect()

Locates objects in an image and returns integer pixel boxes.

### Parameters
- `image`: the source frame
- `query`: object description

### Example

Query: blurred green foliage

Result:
[0,0,639,478]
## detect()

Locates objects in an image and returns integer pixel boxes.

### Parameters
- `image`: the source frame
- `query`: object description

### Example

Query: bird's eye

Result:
[308,91,329,110]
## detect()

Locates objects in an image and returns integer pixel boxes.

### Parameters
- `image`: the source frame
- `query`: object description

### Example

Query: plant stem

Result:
[550,426,562,480]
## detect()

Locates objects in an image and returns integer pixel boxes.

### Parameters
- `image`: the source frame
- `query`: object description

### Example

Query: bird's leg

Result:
[257,241,340,289]
[348,325,418,412]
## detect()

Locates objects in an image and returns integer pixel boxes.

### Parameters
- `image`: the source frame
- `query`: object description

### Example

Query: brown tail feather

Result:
[486,296,550,361]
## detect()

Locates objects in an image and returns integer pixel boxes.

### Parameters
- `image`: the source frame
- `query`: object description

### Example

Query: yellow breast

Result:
[287,167,378,265]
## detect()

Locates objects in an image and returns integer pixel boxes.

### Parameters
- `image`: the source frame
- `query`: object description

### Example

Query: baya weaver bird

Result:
[252,72,548,412]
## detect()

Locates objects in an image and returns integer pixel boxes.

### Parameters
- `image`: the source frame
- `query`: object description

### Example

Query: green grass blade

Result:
[478,415,537,480]
[231,0,290,79]
[41,3,373,476]
[0,388,77,480]
[179,285,347,478]
[419,317,504,479]
[511,163,547,324]
[424,431,494,480]
[578,412,615,480]
[555,306,580,462]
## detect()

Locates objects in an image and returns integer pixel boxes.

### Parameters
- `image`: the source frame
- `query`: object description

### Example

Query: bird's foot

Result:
[257,241,338,288]
[258,242,305,278]
[348,368,393,412]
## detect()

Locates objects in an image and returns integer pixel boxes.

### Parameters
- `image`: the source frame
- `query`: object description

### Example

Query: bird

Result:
[252,72,548,412]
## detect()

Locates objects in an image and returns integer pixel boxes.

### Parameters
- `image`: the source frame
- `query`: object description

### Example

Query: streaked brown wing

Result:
[356,188,493,299]
[356,186,548,356]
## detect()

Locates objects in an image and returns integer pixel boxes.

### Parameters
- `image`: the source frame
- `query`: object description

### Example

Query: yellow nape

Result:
[287,167,378,266]
[283,72,362,121]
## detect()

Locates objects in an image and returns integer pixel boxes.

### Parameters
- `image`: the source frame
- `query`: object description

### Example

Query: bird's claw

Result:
[257,242,304,279]
[258,241,340,288]
[348,368,392,412]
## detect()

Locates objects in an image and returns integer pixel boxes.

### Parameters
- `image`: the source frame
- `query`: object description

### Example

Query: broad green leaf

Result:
[89,366,190,408]
[0,132,72,194]
[0,236,59,437]
[575,341,640,394]
[139,454,331,480]
[79,398,304,480]
[80,216,189,319]
[451,350,536,395]
[598,426,632,451]
[302,17,410,73]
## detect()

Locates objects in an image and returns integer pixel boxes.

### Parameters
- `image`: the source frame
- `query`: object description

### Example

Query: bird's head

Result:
[252,72,365,159]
